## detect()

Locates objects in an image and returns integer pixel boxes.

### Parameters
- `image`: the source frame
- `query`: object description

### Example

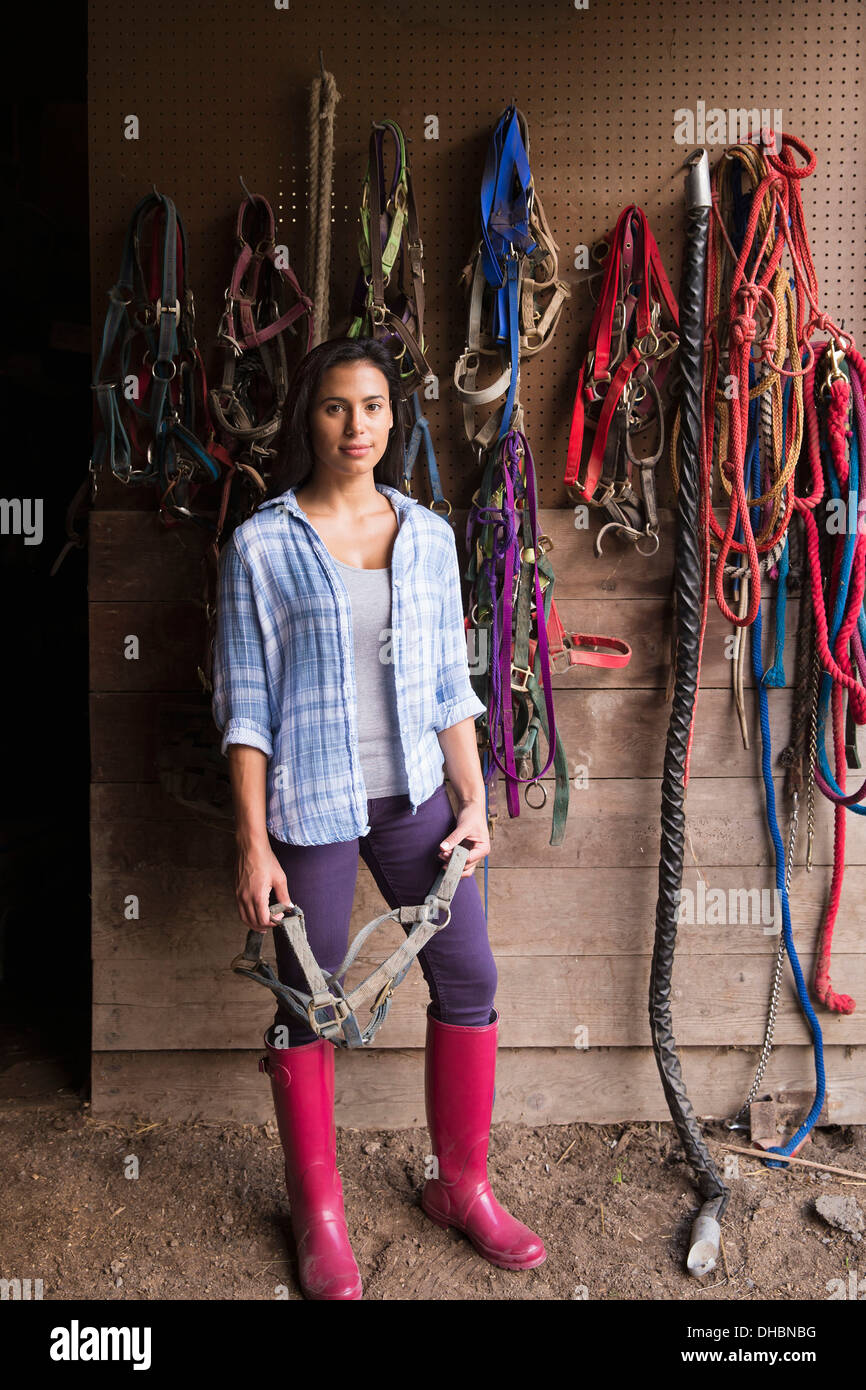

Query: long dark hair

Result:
[265,337,407,499]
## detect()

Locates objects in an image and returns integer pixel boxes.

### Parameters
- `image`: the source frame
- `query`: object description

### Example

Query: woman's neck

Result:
[295,474,387,519]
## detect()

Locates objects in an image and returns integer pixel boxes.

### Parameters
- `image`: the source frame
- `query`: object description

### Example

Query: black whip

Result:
[649,149,730,1278]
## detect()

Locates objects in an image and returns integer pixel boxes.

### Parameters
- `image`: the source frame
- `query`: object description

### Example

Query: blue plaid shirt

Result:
[211,482,486,846]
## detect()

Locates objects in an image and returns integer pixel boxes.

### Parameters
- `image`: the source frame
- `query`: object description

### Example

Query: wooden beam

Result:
[90,1044,866,1126]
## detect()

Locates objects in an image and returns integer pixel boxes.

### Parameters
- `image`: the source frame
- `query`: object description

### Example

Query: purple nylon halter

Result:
[471,428,558,817]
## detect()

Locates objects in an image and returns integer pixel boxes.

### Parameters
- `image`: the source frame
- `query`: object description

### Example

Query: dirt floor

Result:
[3,1071,865,1302]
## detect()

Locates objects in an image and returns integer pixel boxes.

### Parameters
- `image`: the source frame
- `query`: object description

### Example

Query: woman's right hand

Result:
[235,843,293,933]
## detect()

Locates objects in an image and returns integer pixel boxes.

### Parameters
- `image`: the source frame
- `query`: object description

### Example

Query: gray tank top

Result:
[332,558,410,798]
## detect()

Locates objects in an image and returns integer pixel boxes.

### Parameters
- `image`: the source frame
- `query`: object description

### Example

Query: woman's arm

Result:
[212,538,289,929]
[432,525,490,876]
[211,536,275,758]
[228,745,291,930]
[437,718,485,808]
[431,524,488,735]
[436,719,489,878]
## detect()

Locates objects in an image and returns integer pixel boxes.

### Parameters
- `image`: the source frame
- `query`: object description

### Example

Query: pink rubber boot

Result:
[420,1007,547,1270]
[259,1031,362,1300]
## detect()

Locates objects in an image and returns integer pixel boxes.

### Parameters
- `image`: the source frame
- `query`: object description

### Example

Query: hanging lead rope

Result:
[683,132,855,1159]
[306,54,340,346]
[651,149,730,1279]
[804,346,866,1012]
[743,421,827,1169]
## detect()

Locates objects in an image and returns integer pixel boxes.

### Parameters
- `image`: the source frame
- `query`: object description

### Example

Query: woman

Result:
[212,337,546,1300]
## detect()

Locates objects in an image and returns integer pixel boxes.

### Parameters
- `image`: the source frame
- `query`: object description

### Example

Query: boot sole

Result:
[303,1281,364,1300]
[421,1200,547,1271]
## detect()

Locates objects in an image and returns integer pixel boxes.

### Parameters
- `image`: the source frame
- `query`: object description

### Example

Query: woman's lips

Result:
[340,446,370,454]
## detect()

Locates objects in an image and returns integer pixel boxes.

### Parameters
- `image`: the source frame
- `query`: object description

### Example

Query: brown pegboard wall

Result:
[88,0,865,511]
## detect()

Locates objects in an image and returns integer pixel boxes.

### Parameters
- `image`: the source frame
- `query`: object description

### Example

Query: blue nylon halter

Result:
[479,106,537,442]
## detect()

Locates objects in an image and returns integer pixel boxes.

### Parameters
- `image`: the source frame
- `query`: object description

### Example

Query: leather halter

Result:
[91,191,227,523]
[344,119,449,514]
[198,190,315,694]
[347,120,433,398]
[564,205,679,554]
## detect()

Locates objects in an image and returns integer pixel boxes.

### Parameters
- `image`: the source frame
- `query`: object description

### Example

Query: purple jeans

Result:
[266,782,498,1045]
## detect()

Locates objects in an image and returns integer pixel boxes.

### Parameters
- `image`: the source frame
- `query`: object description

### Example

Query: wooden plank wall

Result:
[87,0,866,1123]
[89,507,866,1124]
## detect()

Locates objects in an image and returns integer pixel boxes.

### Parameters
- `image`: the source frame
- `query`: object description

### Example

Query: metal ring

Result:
[524,779,547,809]
[635,529,661,557]
[427,904,452,928]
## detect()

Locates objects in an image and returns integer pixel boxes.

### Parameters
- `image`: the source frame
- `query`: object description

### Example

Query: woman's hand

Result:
[235,843,292,932]
[438,799,490,878]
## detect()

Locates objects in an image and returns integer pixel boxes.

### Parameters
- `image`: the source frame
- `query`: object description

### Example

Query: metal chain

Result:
[727,792,798,1125]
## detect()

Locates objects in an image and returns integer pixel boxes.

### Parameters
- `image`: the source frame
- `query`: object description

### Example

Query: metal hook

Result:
[677,147,707,173]
[319,47,326,80]
[152,183,161,200]
[238,174,256,203]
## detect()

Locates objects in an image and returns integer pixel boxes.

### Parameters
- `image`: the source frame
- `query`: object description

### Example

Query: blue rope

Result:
[740,372,826,1164]
[760,298,791,690]
[763,536,789,686]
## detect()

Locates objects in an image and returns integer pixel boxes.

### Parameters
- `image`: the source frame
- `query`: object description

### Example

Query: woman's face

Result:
[309,361,394,476]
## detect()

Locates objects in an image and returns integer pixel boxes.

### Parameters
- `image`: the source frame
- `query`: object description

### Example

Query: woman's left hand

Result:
[438,800,490,877]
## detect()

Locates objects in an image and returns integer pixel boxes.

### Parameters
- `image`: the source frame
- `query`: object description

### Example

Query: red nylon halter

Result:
[564,205,679,502]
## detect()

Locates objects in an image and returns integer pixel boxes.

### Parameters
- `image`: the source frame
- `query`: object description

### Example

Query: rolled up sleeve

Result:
[211,536,274,758]
[432,525,488,733]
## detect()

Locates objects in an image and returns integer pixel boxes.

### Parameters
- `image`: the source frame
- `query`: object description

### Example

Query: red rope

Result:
[800,348,866,1013]
[695,136,864,1017]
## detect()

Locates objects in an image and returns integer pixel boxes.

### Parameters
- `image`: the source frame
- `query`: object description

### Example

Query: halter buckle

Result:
[635,328,660,357]
[511,664,533,691]
[155,297,181,321]
[371,978,395,1012]
[307,996,350,1031]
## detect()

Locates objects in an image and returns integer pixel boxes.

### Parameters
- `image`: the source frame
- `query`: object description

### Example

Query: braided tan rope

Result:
[307,69,340,345]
